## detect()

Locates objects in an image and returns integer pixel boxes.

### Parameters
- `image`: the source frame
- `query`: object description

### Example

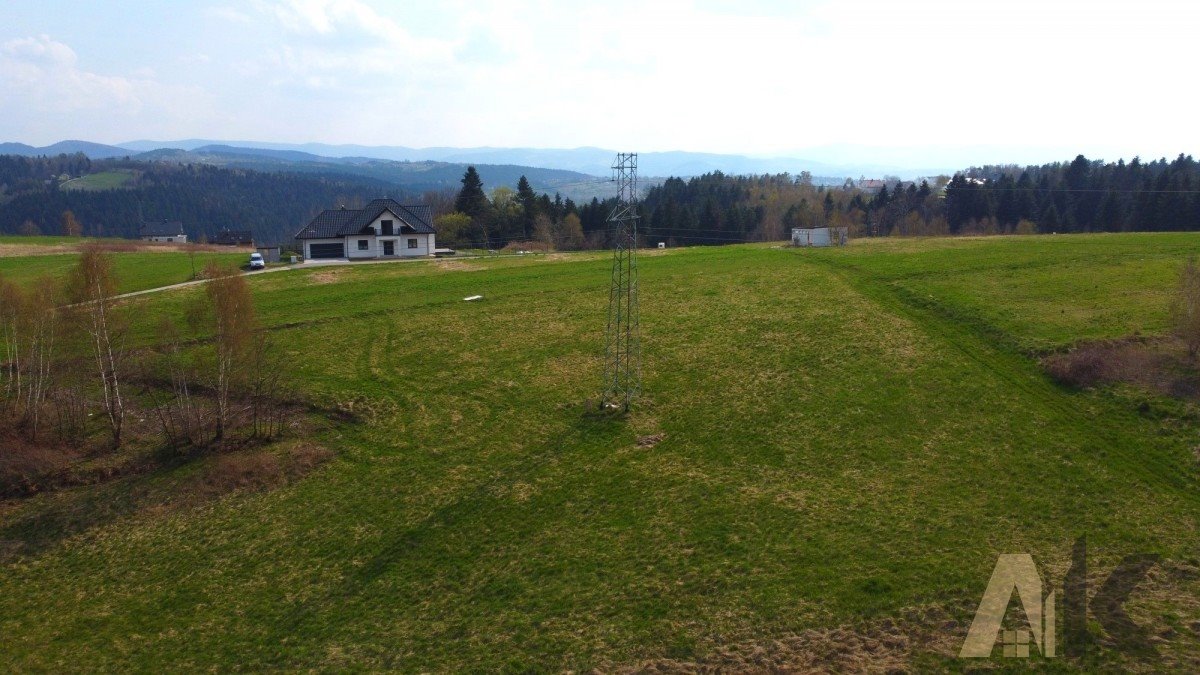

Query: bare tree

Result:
[246,331,287,439]
[194,262,256,444]
[0,277,60,439]
[61,210,83,237]
[150,317,207,447]
[66,246,127,448]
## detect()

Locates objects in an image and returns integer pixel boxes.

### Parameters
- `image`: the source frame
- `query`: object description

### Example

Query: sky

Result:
[1,0,1198,168]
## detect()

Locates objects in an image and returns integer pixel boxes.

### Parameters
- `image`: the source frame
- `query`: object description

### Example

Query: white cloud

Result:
[2,34,77,66]
[2,0,1197,162]
[0,34,215,143]
[205,6,254,24]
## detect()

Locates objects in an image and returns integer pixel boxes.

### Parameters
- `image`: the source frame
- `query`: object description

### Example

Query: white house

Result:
[139,220,187,244]
[295,199,436,260]
[792,226,848,247]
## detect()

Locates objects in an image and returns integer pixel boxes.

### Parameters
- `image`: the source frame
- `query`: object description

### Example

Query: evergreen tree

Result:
[1041,203,1061,230]
[454,166,493,247]
[454,166,489,218]
[516,175,538,240]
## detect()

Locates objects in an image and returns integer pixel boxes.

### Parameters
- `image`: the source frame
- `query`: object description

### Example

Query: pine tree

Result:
[1041,203,1061,230]
[454,166,493,247]
[516,175,538,240]
[455,167,488,218]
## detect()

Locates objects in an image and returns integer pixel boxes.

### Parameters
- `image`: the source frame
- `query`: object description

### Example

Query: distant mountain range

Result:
[0,141,607,200]
[0,140,134,160]
[132,144,598,195]
[2,139,956,180]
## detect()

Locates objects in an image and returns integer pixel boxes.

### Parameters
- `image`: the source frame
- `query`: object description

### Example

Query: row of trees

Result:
[439,167,953,249]
[436,167,592,249]
[1,248,286,452]
[945,154,1200,233]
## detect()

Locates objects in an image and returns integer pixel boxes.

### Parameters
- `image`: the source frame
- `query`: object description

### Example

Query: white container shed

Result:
[791,226,848,247]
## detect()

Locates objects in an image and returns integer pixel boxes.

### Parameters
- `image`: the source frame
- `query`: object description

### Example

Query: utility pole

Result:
[602,153,641,410]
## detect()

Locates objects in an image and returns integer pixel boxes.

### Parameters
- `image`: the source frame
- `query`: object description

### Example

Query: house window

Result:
[381,220,393,235]
[408,238,418,249]
[358,240,369,251]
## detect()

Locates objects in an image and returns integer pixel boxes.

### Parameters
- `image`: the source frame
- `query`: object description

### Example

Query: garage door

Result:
[308,242,345,259]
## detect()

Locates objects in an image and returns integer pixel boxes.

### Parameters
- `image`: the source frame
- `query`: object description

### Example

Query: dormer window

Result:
[381,219,394,235]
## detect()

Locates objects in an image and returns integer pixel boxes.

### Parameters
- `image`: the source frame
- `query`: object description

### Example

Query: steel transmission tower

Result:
[602,153,641,410]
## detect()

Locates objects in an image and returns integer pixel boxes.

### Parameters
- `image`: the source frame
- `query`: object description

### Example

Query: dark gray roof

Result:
[295,199,436,239]
[140,220,184,237]
[213,229,253,245]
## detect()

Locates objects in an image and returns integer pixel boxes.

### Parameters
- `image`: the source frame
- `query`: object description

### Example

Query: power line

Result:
[945,186,1200,194]
[602,153,641,412]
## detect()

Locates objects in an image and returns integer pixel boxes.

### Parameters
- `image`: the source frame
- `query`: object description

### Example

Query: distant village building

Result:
[255,246,281,263]
[792,226,848,248]
[856,178,887,194]
[139,220,187,244]
[213,229,254,246]
[295,199,436,260]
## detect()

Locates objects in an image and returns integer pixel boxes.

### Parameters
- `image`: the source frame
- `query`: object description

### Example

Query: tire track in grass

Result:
[808,253,1199,501]
[257,409,632,667]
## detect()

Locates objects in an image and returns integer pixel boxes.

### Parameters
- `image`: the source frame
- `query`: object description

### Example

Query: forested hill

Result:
[945,154,1200,232]
[134,145,595,196]
[0,155,405,244]
[632,154,1200,245]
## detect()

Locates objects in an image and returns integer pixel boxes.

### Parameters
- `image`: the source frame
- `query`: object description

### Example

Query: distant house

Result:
[295,199,436,260]
[139,220,187,244]
[213,229,254,246]
[856,178,887,194]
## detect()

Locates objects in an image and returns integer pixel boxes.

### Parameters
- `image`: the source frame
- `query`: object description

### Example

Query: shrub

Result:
[1169,258,1200,358]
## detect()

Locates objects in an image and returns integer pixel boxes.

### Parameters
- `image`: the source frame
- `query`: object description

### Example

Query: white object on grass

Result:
[463,295,483,301]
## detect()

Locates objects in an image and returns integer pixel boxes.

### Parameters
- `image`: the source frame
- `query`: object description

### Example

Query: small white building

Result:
[139,220,187,244]
[294,199,436,260]
[792,226,848,247]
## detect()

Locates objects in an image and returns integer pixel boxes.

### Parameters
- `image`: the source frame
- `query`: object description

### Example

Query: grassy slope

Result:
[0,248,249,294]
[1,237,1198,670]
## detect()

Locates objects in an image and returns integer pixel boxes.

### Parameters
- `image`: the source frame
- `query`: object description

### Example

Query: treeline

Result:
[945,154,1200,233]
[439,167,947,249]
[640,172,948,243]
[0,154,410,244]
[2,248,288,461]
[436,167,608,250]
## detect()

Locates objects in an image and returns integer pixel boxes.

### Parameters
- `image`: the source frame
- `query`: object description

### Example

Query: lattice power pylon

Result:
[602,152,641,410]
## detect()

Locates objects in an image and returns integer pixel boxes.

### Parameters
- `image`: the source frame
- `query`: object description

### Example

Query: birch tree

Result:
[66,246,127,448]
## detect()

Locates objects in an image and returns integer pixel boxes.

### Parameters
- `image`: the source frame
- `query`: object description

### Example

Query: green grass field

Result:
[1,234,1198,671]
[59,170,134,191]
[0,240,249,294]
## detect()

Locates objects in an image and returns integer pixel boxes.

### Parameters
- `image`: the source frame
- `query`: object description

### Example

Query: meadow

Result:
[59,170,135,191]
[0,236,249,294]
[1,235,1198,671]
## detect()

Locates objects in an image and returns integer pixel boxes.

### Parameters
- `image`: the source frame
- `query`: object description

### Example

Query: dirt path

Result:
[112,254,496,300]
[112,265,293,300]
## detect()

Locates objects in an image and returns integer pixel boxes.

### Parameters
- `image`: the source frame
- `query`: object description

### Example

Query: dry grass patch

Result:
[637,433,665,448]
[433,259,482,272]
[1043,337,1200,400]
[0,432,79,498]
[310,268,346,284]
[611,605,963,674]
[188,442,334,498]
[0,242,79,257]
